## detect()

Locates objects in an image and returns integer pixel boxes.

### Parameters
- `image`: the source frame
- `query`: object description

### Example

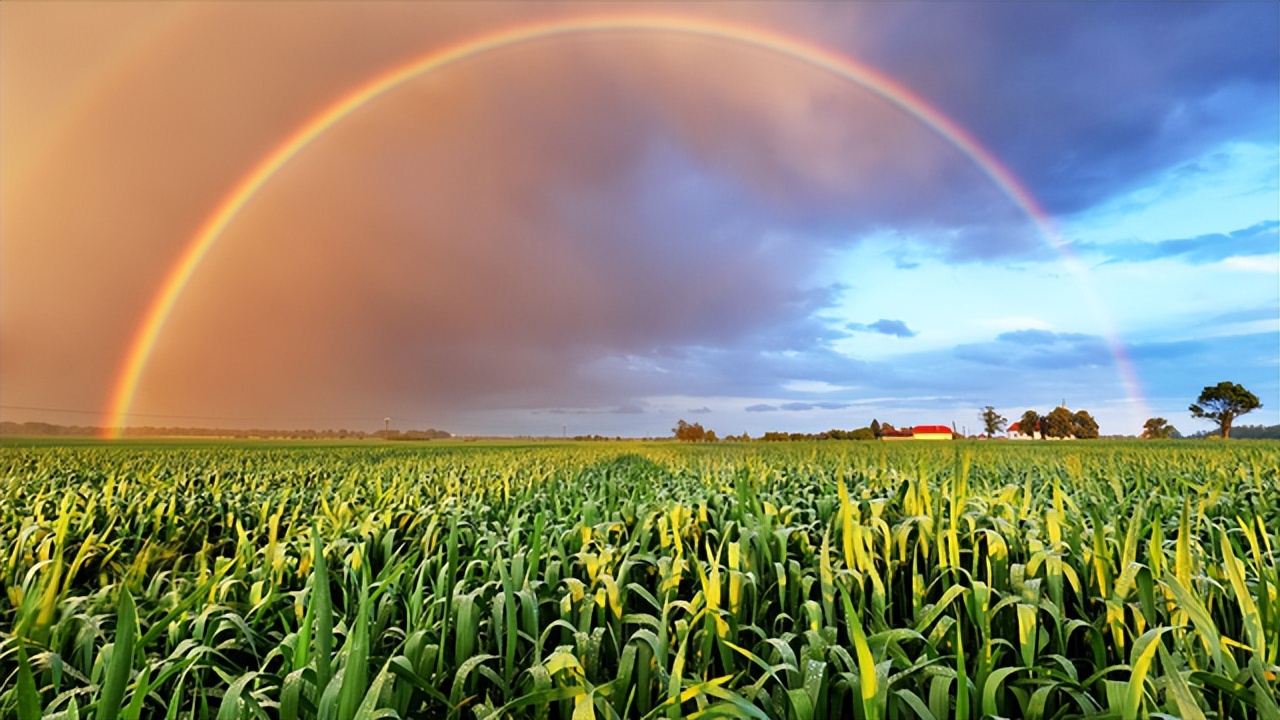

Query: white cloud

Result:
[783,379,857,393]
[974,316,1054,332]
[1220,255,1279,273]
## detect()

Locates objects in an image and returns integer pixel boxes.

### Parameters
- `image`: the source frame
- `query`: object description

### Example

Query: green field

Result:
[2,440,1278,719]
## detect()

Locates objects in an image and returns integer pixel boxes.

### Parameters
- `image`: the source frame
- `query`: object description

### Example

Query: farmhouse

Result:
[882,425,954,440]
[1007,421,1042,440]
[912,425,954,440]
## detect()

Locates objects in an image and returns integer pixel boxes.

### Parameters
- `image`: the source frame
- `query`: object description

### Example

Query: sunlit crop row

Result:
[2,440,1277,719]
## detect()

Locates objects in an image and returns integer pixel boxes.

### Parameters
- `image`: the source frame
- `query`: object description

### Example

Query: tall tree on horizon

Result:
[1190,381,1261,438]
[1071,410,1100,439]
[980,406,1007,437]
[1019,410,1041,439]
[1043,407,1075,439]
[1141,417,1178,439]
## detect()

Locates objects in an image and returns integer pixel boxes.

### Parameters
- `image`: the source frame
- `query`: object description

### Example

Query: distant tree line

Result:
[1015,406,1099,439]
[758,428,878,441]
[379,428,453,441]
[0,421,451,440]
[672,420,717,442]
[673,419,887,442]
[1183,424,1279,440]
[1141,417,1180,439]
[0,421,101,437]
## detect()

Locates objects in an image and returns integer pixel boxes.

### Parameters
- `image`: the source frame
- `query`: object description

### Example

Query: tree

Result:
[980,406,1007,437]
[1190,381,1261,438]
[1042,407,1075,439]
[1141,417,1178,439]
[870,419,882,439]
[672,420,707,442]
[1070,410,1099,439]
[1019,410,1041,439]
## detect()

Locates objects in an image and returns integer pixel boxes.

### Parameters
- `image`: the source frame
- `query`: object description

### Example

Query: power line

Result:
[1,404,102,416]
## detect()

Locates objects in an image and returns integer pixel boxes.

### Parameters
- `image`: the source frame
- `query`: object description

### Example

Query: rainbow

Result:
[103,13,1147,436]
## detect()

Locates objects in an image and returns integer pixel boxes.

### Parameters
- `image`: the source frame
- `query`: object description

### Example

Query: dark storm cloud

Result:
[3,3,1274,433]
[1073,221,1278,265]
[10,5,870,426]
[858,3,1279,216]
[556,332,869,418]
[849,319,917,338]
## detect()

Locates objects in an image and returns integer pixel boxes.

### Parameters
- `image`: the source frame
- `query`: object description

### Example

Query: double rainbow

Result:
[103,14,1145,436]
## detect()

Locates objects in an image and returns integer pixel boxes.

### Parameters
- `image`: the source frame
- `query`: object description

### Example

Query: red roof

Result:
[1008,421,1020,432]
[913,425,953,435]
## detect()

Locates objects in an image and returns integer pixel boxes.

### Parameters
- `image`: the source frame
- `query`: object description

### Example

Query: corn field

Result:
[2,439,1278,719]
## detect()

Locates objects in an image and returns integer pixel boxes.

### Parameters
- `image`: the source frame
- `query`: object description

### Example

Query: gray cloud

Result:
[858,3,1279,215]
[745,404,779,413]
[1205,306,1280,326]
[954,330,1111,369]
[1073,220,1278,265]
[779,401,851,411]
[539,403,647,416]
[996,329,1094,346]
[849,319,917,338]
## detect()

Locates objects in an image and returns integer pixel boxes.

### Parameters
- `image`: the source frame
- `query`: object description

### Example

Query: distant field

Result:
[2,440,1277,719]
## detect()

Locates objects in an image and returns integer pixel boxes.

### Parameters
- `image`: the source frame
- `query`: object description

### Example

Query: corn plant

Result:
[1,439,1277,718]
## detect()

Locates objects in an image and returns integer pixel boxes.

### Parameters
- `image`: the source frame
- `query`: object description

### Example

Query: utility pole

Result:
[384,417,390,436]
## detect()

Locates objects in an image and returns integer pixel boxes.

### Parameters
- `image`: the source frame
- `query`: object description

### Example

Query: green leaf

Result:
[312,527,334,694]
[1123,627,1174,720]
[121,661,151,720]
[215,672,259,720]
[352,660,394,720]
[337,582,372,720]
[97,588,137,720]
[16,643,42,720]
[1156,643,1206,720]
[980,666,1024,718]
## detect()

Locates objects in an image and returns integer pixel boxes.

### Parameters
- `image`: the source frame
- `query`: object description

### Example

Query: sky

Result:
[2,2,1277,438]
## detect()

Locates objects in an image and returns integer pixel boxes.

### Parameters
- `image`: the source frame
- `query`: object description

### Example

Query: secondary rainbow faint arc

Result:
[103,13,1147,437]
